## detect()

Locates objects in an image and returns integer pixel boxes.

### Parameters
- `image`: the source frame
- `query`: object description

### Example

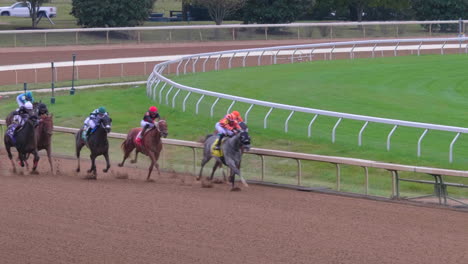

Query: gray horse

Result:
[198,123,251,191]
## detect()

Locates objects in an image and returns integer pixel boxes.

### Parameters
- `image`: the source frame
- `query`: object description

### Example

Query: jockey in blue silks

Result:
[16,91,34,109]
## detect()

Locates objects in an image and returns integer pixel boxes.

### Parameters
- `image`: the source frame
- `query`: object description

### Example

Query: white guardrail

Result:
[0,119,467,205]
[0,20,466,47]
[147,37,468,163]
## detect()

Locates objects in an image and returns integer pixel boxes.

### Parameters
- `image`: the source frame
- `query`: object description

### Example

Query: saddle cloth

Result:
[134,127,155,144]
[210,138,225,157]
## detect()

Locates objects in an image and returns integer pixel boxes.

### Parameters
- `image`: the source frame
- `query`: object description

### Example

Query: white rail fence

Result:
[0,120,466,205]
[147,37,468,163]
[0,20,466,47]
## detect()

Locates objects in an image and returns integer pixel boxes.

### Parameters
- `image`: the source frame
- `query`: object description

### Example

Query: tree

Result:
[71,0,156,27]
[411,0,468,31]
[194,0,245,25]
[243,0,314,24]
[23,0,47,28]
[315,0,409,21]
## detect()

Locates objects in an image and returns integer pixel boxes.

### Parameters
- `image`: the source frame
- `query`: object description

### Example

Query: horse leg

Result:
[87,154,97,178]
[226,160,243,191]
[146,156,155,182]
[5,144,16,173]
[75,138,85,173]
[209,161,222,181]
[130,150,139,164]
[103,152,110,173]
[31,150,40,174]
[197,155,212,181]
[46,146,54,175]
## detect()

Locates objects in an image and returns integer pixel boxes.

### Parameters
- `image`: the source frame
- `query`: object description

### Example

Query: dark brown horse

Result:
[36,113,54,174]
[4,115,40,173]
[75,115,112,178]
[118,120,168,181]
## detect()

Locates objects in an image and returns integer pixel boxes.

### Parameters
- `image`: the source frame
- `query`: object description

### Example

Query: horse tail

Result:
[121,137,133,152]
[199,134,214,143]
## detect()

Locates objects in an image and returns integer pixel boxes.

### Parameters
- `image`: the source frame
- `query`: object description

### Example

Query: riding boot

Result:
[136,125,149,145]
[85,127,92,139]
[214,134,224,150]
[13,125,21,136]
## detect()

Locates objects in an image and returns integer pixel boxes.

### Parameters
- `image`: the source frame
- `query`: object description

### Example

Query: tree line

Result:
[24,0,468,29]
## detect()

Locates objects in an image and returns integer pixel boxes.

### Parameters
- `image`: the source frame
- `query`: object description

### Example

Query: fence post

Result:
[51,62,55,104]
[70,54,76,95]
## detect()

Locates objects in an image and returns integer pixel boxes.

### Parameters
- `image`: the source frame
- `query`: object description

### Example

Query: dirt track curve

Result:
[1,41,468,263]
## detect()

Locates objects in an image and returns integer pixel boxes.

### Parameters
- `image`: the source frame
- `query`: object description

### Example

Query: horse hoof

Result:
[230,187,242,192]
[195,176,201,181]
[118,163,123,167]
[201,181,213,188]
[103,169,109,173]
[87,169,92,173]
[30,170,39,175]
[130,160,137,164]
[212,178,224,184]
[76,168,80,173]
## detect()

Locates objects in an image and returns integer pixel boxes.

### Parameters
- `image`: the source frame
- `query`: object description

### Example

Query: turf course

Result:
[1,54,467,197]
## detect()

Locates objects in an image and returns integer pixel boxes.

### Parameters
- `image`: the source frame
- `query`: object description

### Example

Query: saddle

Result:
[135,126,156,140]
[211,137,228,157]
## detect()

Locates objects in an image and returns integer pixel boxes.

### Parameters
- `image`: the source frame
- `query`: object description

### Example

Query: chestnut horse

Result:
[118,120,168,181]
[36,113,54,174]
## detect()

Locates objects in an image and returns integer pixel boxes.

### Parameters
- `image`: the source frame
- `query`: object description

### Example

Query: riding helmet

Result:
[149,106,158,113]
[25,91,33,100]
[25,101,33,110]
[98,106,106,114]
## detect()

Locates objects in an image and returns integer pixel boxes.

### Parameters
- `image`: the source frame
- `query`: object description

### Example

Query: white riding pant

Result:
[84,117,97,129]
[215,123,234,136]
[16,97,25,108]
[141,120,155,128]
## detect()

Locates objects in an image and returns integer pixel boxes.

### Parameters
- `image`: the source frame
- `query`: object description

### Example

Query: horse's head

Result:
[38,114,53,135]
[36,102,49,116]
[239,130,251,151]
[99,115,112,133]
[157,119,168,138]
[239,121,248,132]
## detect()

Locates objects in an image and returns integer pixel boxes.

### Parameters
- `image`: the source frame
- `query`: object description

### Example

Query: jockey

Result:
[83,106,108,138]
[231,110,243,123]
[214,112,241,150]
[136,106,160,145]
[16,91,34,108]
[10,101,34,136]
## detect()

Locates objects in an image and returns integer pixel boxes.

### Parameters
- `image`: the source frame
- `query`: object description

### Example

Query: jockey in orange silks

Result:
[136,106,160,145]
[214,112,241,150]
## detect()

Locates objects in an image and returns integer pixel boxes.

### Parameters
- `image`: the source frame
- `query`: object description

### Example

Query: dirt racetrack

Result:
[1,40,468,264]
[1,150,468,264]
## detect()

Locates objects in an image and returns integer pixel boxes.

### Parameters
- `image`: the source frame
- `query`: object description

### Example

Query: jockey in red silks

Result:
[214,112,241,150]
[136,106,160,145]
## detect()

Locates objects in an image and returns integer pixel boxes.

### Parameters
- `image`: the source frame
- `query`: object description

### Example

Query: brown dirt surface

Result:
[1,150,468,264]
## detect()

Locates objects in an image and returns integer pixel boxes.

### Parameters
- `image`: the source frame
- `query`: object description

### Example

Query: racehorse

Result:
[36,110,54,174]
[118,120,168,181]
[4,115,40,173]
[198,122,251,191]
[75,115,112,178]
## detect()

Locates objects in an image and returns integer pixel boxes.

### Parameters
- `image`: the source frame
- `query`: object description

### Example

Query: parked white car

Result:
[0,1,57,18]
